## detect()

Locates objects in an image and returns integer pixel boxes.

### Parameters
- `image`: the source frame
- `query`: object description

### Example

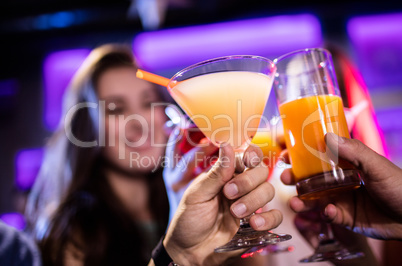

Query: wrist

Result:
[151,235,182,266]
[163,235,197,266]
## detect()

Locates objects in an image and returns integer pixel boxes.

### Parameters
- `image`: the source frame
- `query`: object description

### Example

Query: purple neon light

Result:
[0,213,26,231]
[376,107,402,132]
[347,13,402,89]
[375,107,402,166]
[133,14,322,71]
[43,49,90,131]
[15,148,44,191]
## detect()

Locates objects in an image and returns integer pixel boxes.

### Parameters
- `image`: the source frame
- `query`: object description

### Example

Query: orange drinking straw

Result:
[136,69,170,87]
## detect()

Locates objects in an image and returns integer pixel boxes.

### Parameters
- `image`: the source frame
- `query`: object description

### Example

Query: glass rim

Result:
[273,47,331,75]
[168,55,276,89]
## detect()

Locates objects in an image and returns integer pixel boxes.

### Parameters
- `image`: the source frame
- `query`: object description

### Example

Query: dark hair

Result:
[32,44,169,265]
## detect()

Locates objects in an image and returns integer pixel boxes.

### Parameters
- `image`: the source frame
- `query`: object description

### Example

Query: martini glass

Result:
[167,55,292,253]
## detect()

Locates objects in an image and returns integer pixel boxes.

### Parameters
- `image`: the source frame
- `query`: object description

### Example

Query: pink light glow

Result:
[133,14,322,72]
[347,13,402,88]
[0,213,26,231]
[348,13,402,40]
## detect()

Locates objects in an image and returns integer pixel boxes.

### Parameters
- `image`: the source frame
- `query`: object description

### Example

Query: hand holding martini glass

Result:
[137,55,291,252]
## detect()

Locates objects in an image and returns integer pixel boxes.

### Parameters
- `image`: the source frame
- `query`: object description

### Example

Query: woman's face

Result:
[97,66,167,174]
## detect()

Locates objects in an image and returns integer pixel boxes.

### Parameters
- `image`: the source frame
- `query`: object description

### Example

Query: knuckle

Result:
[274,209,283,223]
[259,164,269,179]
[247,190,267,210]
[241,171,256,189]
[351,139,365,152]
[208,165,221,180]
[349,139,366,166]
[260,182,275,200]
[266,210,282,229]
[242,183,272,209]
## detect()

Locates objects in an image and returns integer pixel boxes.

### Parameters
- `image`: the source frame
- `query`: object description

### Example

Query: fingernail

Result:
[225,183,238,197]
[254,216,265,228]
[232,203,247,217]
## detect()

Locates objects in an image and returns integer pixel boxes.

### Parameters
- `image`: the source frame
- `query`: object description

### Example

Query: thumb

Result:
[185,143,235,203]
[325,133,398,183]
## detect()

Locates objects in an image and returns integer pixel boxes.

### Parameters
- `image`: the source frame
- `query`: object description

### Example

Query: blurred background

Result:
[1,0,402,230]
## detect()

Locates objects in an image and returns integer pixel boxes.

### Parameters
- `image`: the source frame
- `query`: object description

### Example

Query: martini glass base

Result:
[214,225,292,253]
[300,239,364,263]
[242,243,294,257]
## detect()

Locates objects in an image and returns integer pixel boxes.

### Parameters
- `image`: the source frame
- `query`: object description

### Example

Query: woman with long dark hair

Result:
[26,44,170,265]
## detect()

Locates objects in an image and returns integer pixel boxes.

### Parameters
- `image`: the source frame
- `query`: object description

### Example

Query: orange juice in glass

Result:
[273,48,364,262]
[274,48,362,200]
[279,95,355,184]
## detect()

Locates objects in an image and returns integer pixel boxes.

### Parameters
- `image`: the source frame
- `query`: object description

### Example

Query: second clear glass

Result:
[273,48,364,262]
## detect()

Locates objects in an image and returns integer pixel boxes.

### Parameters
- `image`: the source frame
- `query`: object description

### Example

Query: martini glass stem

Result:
[214,147,292,253]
